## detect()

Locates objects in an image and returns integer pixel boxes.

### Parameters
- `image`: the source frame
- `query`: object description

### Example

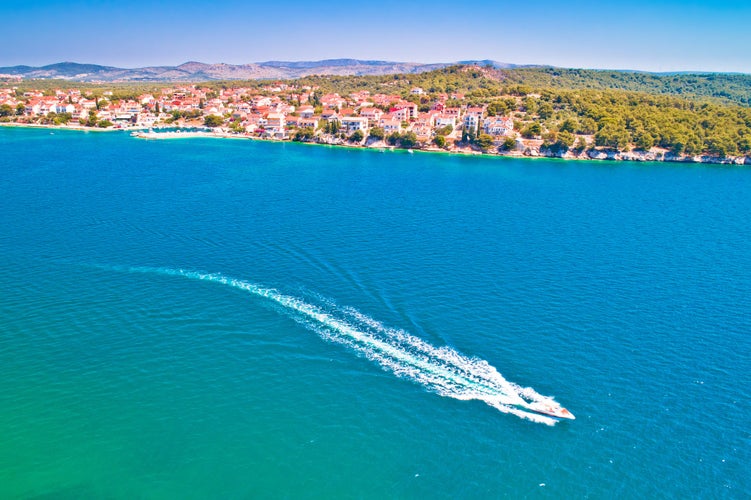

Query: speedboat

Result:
[523,400,575,420]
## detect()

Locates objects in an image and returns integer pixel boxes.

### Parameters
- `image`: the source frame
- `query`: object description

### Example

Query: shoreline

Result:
[2,122,749,166]
[0,122,129,133]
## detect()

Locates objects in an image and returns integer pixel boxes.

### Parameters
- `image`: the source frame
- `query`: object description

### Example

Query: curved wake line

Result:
[125,266,564,425]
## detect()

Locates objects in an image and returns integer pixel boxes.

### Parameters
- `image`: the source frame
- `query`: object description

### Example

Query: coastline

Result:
[0,122,128,133]
[2,122,749,166]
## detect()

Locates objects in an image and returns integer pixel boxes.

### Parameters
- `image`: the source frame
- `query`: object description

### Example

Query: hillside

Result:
[3,64,750,158]
[494,67,751,107]
[287,66,751,108]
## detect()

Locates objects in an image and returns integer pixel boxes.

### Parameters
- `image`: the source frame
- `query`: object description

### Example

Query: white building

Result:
[264,112,286,138]
[463,108,484,135]
[434,114,457,129]
[484,117,514,136]
[54,103,76,114]
[381,119,402,134]
[358,107,383,124]
[298,105,315,119]
[340,117,369,134]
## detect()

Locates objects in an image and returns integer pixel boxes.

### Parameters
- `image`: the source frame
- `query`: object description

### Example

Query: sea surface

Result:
[1,127,749,498]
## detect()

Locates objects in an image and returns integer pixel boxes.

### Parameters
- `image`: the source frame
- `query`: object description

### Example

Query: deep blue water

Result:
[1,127,749,498]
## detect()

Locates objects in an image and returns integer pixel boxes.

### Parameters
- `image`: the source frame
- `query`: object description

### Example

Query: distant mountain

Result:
[457,59,525,69]
[259,59,406,69]
[0,59,521,82]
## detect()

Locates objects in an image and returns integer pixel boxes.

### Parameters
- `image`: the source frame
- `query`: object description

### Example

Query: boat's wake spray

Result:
[125,266,574,425]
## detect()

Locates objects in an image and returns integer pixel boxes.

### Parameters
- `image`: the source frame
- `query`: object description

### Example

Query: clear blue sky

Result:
[3,0,750,73]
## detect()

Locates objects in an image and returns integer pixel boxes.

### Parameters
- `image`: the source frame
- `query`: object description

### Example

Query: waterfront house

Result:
[412,123,432,141]
[381,118,402,134]
[54,103,76,114]
[285,115,301,128]
[96,110,113,121]
[463,114,480,135]
[25,100,42,115]
[244,114,263,129]
[264,112,286,138]
[416,111,438,128]
[340,117,369,135]
[463,107,485,135]
[299,117,319,130]
[37,101,56,116]
[435,114,457,129]
[358,107,384,124]
[484,117,514,136]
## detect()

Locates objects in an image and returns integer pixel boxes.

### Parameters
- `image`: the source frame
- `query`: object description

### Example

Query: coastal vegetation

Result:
[518,89,750,156]
[203,114,224,128]
[4,64,751,161]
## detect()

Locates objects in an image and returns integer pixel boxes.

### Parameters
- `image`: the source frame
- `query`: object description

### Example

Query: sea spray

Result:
[127,266,564,425]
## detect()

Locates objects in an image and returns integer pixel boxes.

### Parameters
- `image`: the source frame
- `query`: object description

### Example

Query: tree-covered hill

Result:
[494,67,751,107]
[521,89,751,156]
[286,65,751,108]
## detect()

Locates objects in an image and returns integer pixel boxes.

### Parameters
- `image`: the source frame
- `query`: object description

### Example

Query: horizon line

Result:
[1,59,749,76]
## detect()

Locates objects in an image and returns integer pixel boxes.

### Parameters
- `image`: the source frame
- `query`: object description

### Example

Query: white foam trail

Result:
[127,266,563,425]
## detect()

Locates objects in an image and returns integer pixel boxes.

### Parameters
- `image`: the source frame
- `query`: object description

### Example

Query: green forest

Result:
[497,67,751,106]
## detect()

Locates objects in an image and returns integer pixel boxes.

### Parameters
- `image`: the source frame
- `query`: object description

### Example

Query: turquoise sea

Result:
[1,127,749,498]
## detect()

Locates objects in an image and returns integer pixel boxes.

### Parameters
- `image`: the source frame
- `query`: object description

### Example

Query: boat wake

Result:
[126,266,571,425]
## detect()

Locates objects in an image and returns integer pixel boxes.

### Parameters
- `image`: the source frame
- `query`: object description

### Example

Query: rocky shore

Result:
[538,146,751,165]
[4,123,750,166]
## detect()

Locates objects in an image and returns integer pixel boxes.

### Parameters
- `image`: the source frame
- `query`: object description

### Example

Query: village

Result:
[3,77,749,164]
[0,82,519,153]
